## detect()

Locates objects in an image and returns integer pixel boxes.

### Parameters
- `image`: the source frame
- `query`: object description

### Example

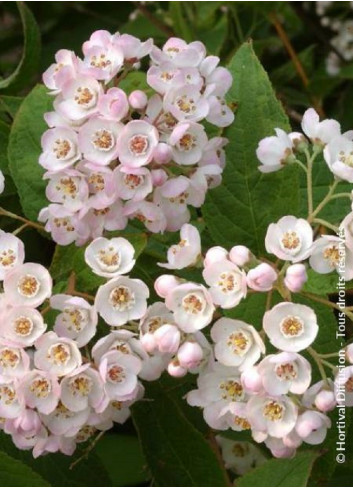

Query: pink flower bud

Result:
[241,366,262,393]
[140,332,157,353]
[177,341,203,369]
[167,359,187,377]
[153,143,172,164]
[154,274,181,299]
[346,344,353,364]
[203,246,228,267]
[229,245,251,267]
[246,263,277,291]
[284,264,307,293]
[128,90,148,110]
[315,389,336,412]
[154,324,180,354]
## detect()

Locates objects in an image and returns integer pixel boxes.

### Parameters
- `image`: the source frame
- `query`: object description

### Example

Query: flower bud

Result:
[177,341,203,369]
[128,90,148,110]
[241,366,262,393]
[153,143,172,165]
[154,274,181,299]
[284,264,307,292]
[167,359,187,377]
[140,332,157,353]
[154,324,180,354]
[246,263,277,292]
[315,389,336,412]
[229,245,251,267]
[203,246,228,267]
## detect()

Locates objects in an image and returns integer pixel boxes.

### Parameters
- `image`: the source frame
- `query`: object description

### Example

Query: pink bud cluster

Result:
[38,31,234,245]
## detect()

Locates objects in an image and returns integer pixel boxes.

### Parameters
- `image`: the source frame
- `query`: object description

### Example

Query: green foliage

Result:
[0,450,50,486]
[0,2,41,93]
[8,84,51,221]
[202,42,299,256]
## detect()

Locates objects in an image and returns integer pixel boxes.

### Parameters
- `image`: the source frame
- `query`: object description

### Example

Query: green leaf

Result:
[0,95,24,119]
[132,381,229,487]
[302,269,340,296]
[0,449,50,486]
[50,232,147,293]
[95,434,148,486]
[202,41,299,256]
[0,120,10,174]
[0,2,41,93]
[0,432,110,487]
[235,450,318,486]
[8,84,52,221]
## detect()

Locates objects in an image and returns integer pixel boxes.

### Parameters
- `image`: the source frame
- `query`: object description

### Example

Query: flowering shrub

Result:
[2,2,353,487]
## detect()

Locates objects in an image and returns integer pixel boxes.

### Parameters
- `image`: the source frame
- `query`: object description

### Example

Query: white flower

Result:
[158,224,201,270]
[258,352,311,396]
[211,318,265,370]
[164,84,209,123]
[18,370,61,414]
[301,108,341,145]
[1,306,46,347]
[216,437,266,475]
[117,120,158,168]
[0,382,23,419]
[99,351,142,402]
[203,259,247,308]
[309,235,342,273]
[169,122,208,165]
[295,411,331,445]
[78,116,122,166]
[95,276,149,326]
[246,394,298,437]
[50,294,98,348]
[324,135,353,182]
[165,282,215,333]
[34,331,82,376]
[263,302,319,352]
[0,343,29,381]
[256,129,295,173]
[85,237,135,278]
[265,216,313,263]
[3,263,52,308]
[40,402,90,436]
[0,170,4,194]
[0,231,25,279]
[60,365,104,412]
[246,263,278,292]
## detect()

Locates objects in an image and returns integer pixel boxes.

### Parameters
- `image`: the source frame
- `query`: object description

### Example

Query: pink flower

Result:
[43,49,78,93]
[45,170,89,211]
[34,331,82,376]
[98,87,129,120]
[114,167,152,201]
[256,129,295,173]
[295,411,331,445]
[117,120,158,168]
[169,122,208,165]
[39,127,80,172]
[1,306,46,347]
[99,351,142,402]
[60,364,104,412]
[203,258,247,308]
[4,263,52,308]
[129,90,148,110]
[0,231,25,280]
[123,200,167,233]
[85,237,135,278]
[150,38,206,68]
[284,264,308,292]
[164,84,209,122]
[19,370,60,414]
[246,263,278,292]
[82,35,124,82]
[302,108,341,145]
[78,116,122,165]
[158,223,201,270]
[55,75,102,121]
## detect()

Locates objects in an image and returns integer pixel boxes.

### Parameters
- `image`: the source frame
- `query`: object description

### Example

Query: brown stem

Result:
[207,430,233,487]
[73,290,95,302]
[67,271,77,295]
[0,208,45,232]
[132,1,174,37]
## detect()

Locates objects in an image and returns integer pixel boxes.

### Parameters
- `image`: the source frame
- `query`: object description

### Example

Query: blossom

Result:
[78,116,122,165]
[42,49,78,94]
[114,167,152,202]
[39,127,80,173]
[265,216,313,263]
[3,263,52,308]
[85,237,135,278]
[150,38,206,68]
[301,108,341,145]
[117,120,158,168]
[295,411,331,445]
[203,259,247,308]
[45,170,89,212]
[324,135,353,182]
[257,352,311,396]
[284,264,308,292]
[19,370,61,414]
[246,263,278,292]
[97,87,129,120]
[263,302,319,352]
[99,351,142,402]
[55,75,102,121]
[1,307,46,347]
[164,84,209,122]
[50,294,98,347]
[256,129,296,173]
[309,235,342,274]
[60,365,104,412]
[158,224,201,270]
[95,276,149,326]
[164,281,215,332]
[0,231,25,280]
[0,343,30,381]
[169,122,208,165]
[211,318,265,370]
[34,332,82,376]
[216,437,266,475]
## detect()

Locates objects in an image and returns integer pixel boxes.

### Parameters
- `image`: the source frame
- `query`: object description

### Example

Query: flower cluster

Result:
[38,31,233,245]
[0,231,165,458]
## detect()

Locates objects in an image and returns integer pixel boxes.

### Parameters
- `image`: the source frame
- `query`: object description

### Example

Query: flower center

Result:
[339,150,353,167]
[74,86,95,107]
[30,377,51,398]
[62,308,88,333]
[88,173,105,192]
[17,274,40,298]
[53,139,73,160]
[218,271,241,294]
[0,249,16,268]
[57,177,78,197]
[108,365,125,383]
[178,133,196,151]
[147,316,163,333]
[227,330,251,356]
[275,362,298,381]
[281,230,301,253]
[76,425,96,443]
[232,443,250,457]
[220,379,244,401]
[53,218,75,232]
[0,348,20,369]
[280,315,304,338]
[263,400,284,421]
[176,95,196,114]
[97,246,121,270]
[128,134,149,156]
[90,53,112,69]
[323,245,340,267]
[0,385,16,405]
[182,292,206,314]
[69,375,92,396]
[113,341,131,354]
[92,129,114,151]
[13,316,34,336]
[123,173,144,189]
[109,286,135,311]
[234,416,251,430]
[47,343,71,366]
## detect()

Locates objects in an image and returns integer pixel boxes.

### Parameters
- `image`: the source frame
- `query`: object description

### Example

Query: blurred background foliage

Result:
[1,1,353,486]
